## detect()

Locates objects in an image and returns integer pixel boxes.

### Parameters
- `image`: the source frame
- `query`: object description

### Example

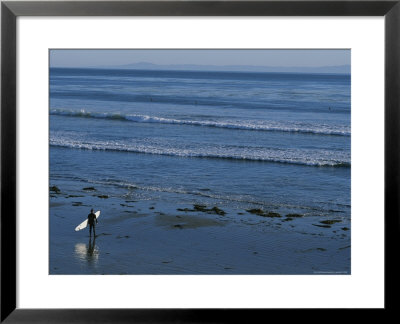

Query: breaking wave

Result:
[50,135,351,168]
[50,108,350,136]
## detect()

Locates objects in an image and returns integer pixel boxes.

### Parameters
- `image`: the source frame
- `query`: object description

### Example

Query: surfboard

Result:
[75,210,101,231]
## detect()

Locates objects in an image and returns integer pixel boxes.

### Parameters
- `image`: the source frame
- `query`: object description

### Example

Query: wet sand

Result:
[49,185,350,275]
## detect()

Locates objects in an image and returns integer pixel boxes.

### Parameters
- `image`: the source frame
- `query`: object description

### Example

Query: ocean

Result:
[49,68,351,274]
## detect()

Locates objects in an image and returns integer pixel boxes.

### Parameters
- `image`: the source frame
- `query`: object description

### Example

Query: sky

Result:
[50,49,350,68]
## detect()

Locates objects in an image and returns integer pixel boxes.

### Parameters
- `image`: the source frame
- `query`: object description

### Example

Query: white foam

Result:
[50,108,350,136]
[50,134,350,167]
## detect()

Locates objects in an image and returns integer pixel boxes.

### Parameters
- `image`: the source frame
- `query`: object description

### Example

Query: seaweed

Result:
[320,219,342,225]
[286,213,303,218]
[177,208,192,212]
[97,195,109,199]
[49,185,61,194]
[193,204,207,212]
[246,209,281,218]
[83,187,96,191]
[210,206,226,215]
[246,208,265,216]
[266,212,281,218]
[341,227,350,231]
[178,205,226,215]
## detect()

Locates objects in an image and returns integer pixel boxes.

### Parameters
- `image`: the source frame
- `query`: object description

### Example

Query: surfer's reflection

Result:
[87,236,96,256]
[74,236,99,264]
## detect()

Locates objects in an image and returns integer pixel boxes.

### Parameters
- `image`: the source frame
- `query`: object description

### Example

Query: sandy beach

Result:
[50,183,350,275]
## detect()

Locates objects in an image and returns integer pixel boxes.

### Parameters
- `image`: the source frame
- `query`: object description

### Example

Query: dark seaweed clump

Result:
[49,185,61,194]
[286,213,303,218]
[210,206,226,215]
[177,204,226,215]
[194,204,226,215]
[193,204,207,211]
[83,187,96,191]
[195,204,226,215]
[177,208,192,212]
[97,195,109,199]
[320,219,342,225]
[246,208,281,218]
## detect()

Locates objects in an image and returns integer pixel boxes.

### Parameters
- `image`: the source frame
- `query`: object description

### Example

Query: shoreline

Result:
[49,182,351,275]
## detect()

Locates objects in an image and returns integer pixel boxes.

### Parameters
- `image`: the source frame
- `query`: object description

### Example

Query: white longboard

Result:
[75,211,100,231]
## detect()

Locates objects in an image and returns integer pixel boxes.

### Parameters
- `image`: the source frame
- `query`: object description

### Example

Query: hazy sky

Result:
[50,49,350,68]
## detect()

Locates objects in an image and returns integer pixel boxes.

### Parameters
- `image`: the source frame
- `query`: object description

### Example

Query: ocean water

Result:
[49,68,351,274]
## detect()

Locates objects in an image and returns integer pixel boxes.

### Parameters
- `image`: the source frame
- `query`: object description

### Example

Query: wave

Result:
[50,109,350,136]
[50,135,351,168]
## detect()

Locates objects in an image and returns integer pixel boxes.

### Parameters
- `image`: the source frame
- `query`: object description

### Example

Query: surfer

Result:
[88,209,98,237]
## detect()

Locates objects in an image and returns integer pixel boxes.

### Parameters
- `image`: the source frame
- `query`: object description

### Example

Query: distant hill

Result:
[94,62,350,74]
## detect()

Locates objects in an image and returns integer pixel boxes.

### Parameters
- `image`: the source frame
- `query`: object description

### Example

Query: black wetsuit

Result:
[88,212,97,236]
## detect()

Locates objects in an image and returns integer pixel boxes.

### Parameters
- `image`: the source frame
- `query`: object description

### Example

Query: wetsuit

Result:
[88,212,97,236]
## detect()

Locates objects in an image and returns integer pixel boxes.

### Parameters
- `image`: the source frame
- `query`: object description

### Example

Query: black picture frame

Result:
[1,0,399,322]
